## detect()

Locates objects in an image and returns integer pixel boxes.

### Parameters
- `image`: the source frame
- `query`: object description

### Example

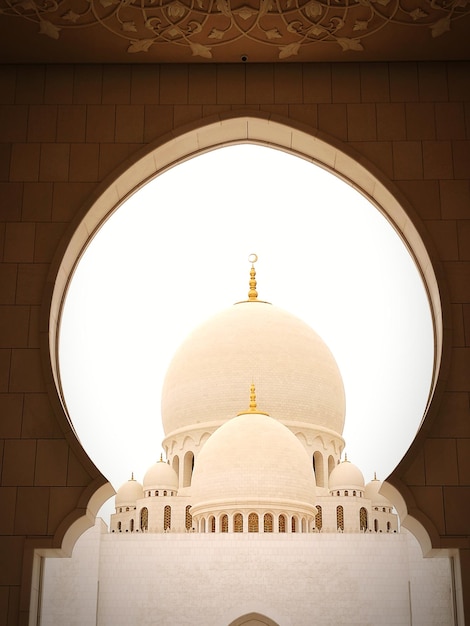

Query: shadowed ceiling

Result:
[1,0,470,63]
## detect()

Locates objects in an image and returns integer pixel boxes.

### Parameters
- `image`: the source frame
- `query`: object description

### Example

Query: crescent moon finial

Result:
[247,253,258,301]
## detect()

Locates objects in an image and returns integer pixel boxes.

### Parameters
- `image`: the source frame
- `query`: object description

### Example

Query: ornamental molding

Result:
[1,0,469,59]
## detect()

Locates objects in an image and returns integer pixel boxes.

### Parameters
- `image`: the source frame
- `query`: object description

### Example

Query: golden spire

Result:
[247,253,258,301]
[238,382,269,415]
[131,472,134,481]
[235,253,271,305]
[373,471,378,481]
[159,453,163,462]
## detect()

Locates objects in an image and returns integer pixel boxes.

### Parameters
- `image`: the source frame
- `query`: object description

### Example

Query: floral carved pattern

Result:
[1,0,469,59]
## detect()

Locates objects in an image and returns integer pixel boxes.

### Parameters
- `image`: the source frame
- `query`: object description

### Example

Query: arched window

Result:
[374,518,379,532]
[130,518,134,532]
[328,455,336,477]
[140,507,148,531]
[291,517,296,533]
[263,513,273,533]
[234,513,243,533]
[359,507,368,531]
[164,505,171,531]
[209,515,216,533]
[172,455,180,482]
[345,491,348,497]
[336,506,344,531]
[221,514,228,533]
[353,490,356,496]
[387,521,391,532]
[315,506,322,531]
[279,514,286,533]
[163,490,167,496]
[248,513,259,532]
[118,521,121,532]
[185,505,192,531]
[313,451,325,488]
[183,451,194,488]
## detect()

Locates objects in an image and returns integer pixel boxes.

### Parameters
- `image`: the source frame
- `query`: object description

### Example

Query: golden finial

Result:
[238,382,269,415]
[131,472,134,481]
[159,453,163,462]
[235,254,271,305]
[344,453,349,462]
[373,471,378,481]
[247,253,258,301]
[249,382,257,412]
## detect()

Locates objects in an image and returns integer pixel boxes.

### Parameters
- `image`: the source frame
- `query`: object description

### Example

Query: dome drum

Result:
[193,510,315,534]
[190,498,317,520]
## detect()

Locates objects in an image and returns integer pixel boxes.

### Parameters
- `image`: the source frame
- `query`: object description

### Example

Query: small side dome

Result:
[143,456,178,492]
[115,474,144,507]
[365,475,392,507]
[329,457,365,493]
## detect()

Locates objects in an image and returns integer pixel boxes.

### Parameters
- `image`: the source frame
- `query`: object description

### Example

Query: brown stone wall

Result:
[0,62,469,624]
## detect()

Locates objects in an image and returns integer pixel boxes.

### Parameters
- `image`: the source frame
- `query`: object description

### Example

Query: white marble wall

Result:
[40,522,454,626]
[41,519,105,626]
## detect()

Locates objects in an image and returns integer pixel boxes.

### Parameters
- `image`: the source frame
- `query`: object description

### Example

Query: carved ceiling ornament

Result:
[1,0,469,60]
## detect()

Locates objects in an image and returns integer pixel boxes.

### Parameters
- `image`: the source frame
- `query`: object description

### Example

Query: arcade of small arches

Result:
[112,502,397,535]
[196,512,312,534]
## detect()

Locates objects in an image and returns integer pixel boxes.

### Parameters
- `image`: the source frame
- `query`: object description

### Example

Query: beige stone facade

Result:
[0,61,469,624]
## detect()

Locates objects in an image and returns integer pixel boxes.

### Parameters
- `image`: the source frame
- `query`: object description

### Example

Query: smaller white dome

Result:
[365,477,392,507]
[191,408,316,518]
[115,475,144,507]
[329,458,365,492]
[143,457,178,492]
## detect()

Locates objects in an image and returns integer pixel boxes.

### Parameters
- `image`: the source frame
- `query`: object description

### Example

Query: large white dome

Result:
[161,300,345,437]
[190,410,317,517]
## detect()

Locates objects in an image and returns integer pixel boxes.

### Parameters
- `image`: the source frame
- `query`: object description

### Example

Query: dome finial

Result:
[238,382,269,415]
[249,381,257,412]
[131,472,134,481]
[344,453,349,462]
[247,253,258,301]
[159,453,163,463]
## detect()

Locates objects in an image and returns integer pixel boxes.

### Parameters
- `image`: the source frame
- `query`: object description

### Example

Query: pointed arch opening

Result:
[42,113,449,594]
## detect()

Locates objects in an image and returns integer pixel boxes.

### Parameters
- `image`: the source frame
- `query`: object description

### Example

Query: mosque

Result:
[40,257,455,625]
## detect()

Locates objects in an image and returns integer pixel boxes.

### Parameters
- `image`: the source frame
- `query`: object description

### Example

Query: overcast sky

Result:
[59,144,434,518]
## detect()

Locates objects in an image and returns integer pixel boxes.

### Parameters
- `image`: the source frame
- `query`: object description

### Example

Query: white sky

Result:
[59,144,434,519]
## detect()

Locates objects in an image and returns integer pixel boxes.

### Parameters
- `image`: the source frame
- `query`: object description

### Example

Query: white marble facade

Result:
[41,521,454,626]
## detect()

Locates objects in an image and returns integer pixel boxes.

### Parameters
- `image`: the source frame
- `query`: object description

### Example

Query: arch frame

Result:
[37,109,452,599]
